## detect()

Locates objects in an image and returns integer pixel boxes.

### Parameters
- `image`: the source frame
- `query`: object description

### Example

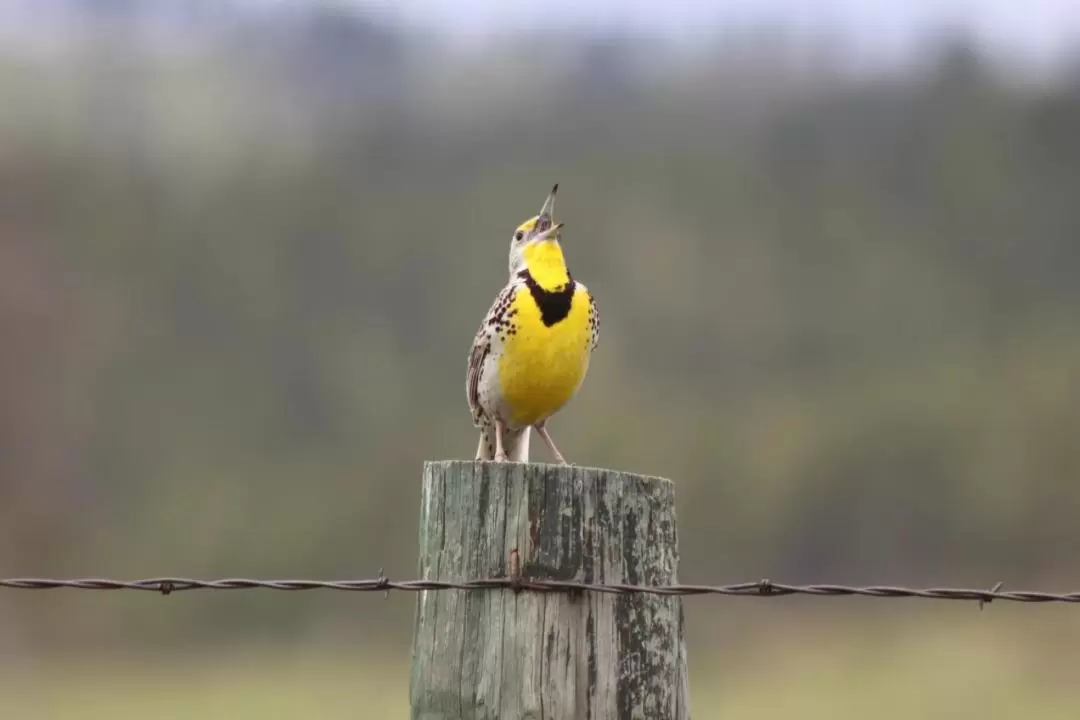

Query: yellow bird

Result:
[466,184,599,463]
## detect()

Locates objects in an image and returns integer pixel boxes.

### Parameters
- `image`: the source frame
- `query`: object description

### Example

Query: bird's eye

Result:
[514,230,524,242]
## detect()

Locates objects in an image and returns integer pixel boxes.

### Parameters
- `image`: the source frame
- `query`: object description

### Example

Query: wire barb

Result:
[980,581,1005,611]
[1,576,1079,605]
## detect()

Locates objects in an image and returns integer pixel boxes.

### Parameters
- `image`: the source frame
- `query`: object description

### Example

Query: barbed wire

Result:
[1,575,1077,606]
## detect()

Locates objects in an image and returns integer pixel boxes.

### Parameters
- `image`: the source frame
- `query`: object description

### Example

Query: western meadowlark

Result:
[466,183,599,464]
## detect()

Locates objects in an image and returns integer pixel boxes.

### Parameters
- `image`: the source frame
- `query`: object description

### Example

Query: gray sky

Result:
[351,0,1076,35]
[351,0,1080,58]
[3,0,1079,65]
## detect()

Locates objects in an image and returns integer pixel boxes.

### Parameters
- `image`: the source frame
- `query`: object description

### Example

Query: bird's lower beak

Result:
[535,222,564,243]
[536,183,558,232]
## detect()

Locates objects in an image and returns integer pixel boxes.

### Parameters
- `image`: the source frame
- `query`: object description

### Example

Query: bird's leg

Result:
[535,423,567,465]
[494,418,508,462]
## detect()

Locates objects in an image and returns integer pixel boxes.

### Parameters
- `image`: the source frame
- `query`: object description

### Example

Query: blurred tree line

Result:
[0,4,1078,652]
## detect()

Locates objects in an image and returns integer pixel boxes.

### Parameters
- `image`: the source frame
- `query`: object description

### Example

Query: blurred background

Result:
[1,0,1080,717]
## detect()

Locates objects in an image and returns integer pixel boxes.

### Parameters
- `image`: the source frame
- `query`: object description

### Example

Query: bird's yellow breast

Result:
[498,283,592,427]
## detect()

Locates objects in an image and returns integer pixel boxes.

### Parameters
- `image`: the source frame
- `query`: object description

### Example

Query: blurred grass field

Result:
[4,611,1078,719]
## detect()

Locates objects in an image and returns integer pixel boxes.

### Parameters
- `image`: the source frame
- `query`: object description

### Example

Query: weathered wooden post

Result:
[410,460,690,720]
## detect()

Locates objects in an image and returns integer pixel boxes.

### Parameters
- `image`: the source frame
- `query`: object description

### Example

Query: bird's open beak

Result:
[535,222,563,243]
[535,183,558,233]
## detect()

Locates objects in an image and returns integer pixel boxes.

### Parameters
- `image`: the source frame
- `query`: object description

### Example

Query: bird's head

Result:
[508,183,567,282]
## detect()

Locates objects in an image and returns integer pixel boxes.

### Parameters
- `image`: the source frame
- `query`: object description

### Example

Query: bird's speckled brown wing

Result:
[577,282,599,352]
[466,330,490,426]
[466,282,518,426]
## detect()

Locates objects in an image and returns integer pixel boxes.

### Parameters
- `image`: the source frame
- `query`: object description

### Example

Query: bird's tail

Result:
[475,422,530,462]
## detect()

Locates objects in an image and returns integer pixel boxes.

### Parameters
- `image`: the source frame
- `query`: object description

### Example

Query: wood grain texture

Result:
[410,460,690,720]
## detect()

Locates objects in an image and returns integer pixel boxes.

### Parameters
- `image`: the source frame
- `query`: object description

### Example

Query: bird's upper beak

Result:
[535,183,558,233]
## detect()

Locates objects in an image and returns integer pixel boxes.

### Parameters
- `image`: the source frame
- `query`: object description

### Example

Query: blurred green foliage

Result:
[0,7,1079,702]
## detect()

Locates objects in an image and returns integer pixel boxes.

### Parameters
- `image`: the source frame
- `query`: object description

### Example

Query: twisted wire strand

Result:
[1,576,1077,604]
